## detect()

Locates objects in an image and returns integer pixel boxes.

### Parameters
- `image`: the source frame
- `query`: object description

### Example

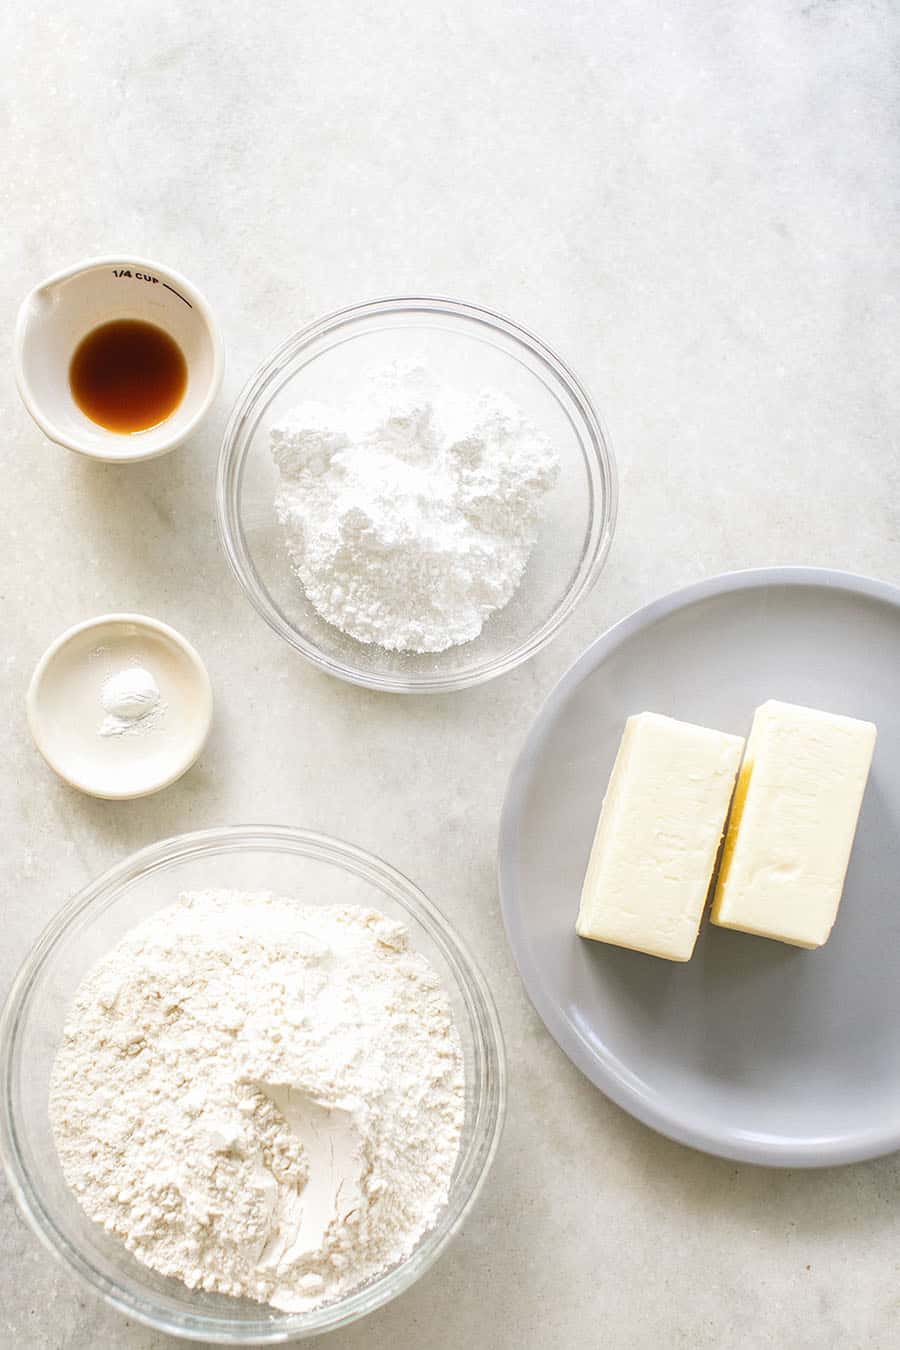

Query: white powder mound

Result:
[98,665,165,738]
[49,891,465,1313]
[271,366,560,653]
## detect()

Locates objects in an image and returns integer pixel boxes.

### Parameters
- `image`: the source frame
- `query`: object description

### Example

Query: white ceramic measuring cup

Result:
[14,255,224,462]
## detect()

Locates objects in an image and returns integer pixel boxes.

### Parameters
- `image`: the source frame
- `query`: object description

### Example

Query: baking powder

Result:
[99,665,164,738]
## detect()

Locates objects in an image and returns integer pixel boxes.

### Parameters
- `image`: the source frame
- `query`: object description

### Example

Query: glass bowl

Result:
[217,297,617,692]
[0,826,506,1343]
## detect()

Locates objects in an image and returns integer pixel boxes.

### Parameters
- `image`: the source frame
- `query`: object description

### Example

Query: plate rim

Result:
[498,565,900,1167]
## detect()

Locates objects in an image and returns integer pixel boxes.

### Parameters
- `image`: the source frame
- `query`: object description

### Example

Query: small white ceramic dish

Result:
[27,614,213,799]
[14,256,224,462]
[500,567,900,1167]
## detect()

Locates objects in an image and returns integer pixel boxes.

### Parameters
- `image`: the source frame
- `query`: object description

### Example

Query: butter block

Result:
[576,713,745,962]
[711,700,876,949]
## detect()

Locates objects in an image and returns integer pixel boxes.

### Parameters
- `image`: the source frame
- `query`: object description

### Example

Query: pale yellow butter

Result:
[576,712,745,962]
[711,700,876,949]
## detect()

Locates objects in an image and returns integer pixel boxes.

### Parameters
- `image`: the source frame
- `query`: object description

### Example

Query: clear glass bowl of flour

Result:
[217,297,617,692]
[0,826,506,1343]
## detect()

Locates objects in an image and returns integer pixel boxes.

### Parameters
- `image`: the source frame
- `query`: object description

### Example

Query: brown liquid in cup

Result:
[69,320,187,434]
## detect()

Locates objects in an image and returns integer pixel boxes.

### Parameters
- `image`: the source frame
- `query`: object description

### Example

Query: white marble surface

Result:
[3,2,900,1346]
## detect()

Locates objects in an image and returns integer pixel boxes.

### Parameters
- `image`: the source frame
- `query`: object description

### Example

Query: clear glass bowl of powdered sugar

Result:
[217,297,617,692]
[0,826,506,1343]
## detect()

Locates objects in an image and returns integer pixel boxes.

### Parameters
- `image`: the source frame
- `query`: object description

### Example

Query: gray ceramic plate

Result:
[499,568,900,1166]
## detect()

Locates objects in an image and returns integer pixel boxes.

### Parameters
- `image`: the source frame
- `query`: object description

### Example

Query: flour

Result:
[271,366,560,653]
[98,665,165,738]
[49,891,465,1312]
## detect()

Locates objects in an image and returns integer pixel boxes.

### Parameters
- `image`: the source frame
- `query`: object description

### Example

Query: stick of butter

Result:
[576,713,745,962]
[711,700,876,949]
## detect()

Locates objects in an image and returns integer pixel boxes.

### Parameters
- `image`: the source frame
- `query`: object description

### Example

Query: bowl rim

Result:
[216,294,617,693]
[0,825,507,1343]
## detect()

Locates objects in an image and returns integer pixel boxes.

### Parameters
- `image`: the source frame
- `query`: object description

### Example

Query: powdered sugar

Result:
[49,890,465,1313]
[271,366,559,653]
